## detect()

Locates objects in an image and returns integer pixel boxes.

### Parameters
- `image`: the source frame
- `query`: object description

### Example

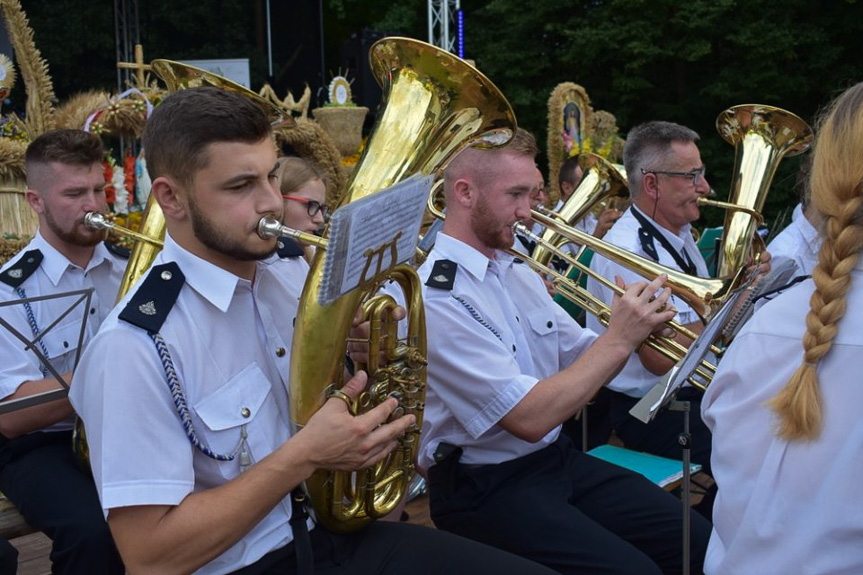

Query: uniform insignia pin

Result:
[8,269,22,279]
[433,274,448,282]
[139,301,157,316]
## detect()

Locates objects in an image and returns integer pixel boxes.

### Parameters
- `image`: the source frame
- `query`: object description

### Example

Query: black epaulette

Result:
[276,236,305,258]
[0,249,43,288]
[118,262,185,333]
[104,240,131,259]
[638,227,659,262]
[425,259,457,290]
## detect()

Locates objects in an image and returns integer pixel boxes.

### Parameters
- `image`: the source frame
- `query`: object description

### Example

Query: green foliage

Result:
[466,0,863,229]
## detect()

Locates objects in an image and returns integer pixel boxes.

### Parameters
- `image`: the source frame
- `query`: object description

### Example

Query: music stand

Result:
[0,288,94,415]
[628,285,746,575]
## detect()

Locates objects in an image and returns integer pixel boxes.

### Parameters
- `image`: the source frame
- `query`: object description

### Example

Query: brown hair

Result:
[142,86,272,186]
[444,127,539,194]
[769,82,863,440]
[277,156,327,198]
[25,129,104,188]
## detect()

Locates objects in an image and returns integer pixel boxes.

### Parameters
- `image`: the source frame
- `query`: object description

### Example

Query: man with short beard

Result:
[0,129,125,573]
[418,128,711,574]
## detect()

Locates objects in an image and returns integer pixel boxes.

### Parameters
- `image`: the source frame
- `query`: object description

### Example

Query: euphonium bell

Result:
[713,105,813,277]
[532,153,629,268]
[290,36,516,533]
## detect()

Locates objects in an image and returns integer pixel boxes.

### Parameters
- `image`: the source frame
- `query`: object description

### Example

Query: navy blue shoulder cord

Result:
[16,287,50,377]
[452,295,502,342]
[148,332,250,470]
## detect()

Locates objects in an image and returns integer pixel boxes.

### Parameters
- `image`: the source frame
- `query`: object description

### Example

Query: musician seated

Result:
[702,81,863,574]
[276,155,329,263]
[766,156,822,280]
[419,127,710,574]
[70,87,556,575]
[0,130,124,573]
[586,121,719,519]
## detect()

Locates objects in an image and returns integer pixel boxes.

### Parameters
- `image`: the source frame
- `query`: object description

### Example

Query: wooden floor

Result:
[8,494,437,575]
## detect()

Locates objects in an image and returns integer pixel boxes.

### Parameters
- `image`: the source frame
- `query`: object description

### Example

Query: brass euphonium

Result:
[531,153,629,268]
[711,104,813,276]
[286,37,515,533]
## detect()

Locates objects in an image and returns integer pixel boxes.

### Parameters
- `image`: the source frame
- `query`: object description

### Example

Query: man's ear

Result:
[150,176,187,220]
[24,189,44,214]
[451,178,474,207]
[642,173,660,201]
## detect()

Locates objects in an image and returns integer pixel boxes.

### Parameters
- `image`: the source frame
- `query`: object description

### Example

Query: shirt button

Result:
[161,270,173,281]
[515,316,520,322]
[512,344,516,352]
[90,307,96,315]
[241,407,251,418]
[547,321,553,328]
[63,341,69,348]
[275,347,286,357]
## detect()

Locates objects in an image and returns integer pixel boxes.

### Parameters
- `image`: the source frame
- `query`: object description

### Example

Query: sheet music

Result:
[319,174,433,305]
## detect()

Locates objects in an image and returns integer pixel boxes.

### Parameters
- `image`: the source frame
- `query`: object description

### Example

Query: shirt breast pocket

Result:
[192,363,284,475]
[525,305,560,362]
[41,321,83,361]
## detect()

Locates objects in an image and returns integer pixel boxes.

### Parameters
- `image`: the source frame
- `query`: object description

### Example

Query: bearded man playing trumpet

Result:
[419,128,710,574]
[0,129,125,573]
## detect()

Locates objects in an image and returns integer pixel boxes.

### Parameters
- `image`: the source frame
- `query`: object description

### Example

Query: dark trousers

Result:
[429,436,710,575]
[0,538,16,575]
[610,388,716,520]
[0,431,124,575]
[233,520,557,575]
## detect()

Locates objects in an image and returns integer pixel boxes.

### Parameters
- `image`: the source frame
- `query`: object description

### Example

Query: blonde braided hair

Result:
[769,83,863,440]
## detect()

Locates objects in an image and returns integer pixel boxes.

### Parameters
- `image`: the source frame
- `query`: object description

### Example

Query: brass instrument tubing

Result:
[256,215,329,249]
[512,223,715,388]
[84,212,164,248]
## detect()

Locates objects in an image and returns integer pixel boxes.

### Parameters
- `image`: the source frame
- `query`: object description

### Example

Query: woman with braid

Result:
[702,82,863,574]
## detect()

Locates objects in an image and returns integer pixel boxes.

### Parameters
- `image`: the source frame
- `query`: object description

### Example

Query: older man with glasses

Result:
[586,121,717,519]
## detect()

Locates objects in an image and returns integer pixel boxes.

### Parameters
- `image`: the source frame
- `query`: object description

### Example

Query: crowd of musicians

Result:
[0,79,861,574]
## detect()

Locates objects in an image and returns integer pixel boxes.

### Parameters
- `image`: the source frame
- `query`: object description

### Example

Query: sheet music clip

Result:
[629,283,748,424]
[0,287,94,415]
[318,174,434,306]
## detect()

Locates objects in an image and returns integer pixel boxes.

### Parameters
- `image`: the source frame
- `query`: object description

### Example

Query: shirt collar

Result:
[792,203,821,252]
[159,233,258,312]
[433,232,517,282]
[631,204,692,252]
[31,231,117,287]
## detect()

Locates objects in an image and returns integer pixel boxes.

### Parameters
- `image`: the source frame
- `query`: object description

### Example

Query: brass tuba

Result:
[288,37,515,533]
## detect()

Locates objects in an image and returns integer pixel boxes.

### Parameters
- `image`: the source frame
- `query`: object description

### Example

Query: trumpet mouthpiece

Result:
[84,211,108,230]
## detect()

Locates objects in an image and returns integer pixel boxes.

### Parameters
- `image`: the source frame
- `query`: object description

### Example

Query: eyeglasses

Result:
[640,167,706,187]
[282,195,329,218]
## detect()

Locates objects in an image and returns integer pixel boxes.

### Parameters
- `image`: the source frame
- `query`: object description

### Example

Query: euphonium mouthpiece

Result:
[256,215,284,239]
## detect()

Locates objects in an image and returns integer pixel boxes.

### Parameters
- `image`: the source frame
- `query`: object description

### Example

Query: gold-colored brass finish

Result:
[290,37,516,533]
[150,59,294,128]
[714,104,812,277]
[256,215,329,250]
[511,222,717,390]
[84,211,164,249]
[531,153,629,268]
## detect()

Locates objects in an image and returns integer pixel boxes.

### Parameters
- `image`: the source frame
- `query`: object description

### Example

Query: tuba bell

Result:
[289,36,516,533]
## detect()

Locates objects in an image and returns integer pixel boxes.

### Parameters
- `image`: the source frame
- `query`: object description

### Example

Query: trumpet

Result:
[512,220,720,389]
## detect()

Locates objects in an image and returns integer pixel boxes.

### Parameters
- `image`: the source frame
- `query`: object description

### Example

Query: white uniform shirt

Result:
[766,203,821,278]
[586,205,709,397]
[417,233,596,470]
[0,232,124,432]
[70,234,312,575]
[702,258,863,574]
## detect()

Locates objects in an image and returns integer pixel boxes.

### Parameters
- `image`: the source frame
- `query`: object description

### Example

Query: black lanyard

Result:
[630,207,697,275]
